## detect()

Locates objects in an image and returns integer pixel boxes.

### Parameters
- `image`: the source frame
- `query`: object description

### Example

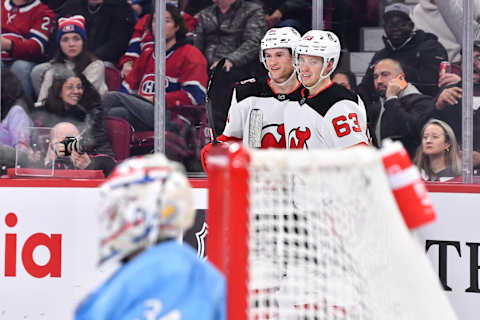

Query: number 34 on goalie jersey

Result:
[285,83,369,149]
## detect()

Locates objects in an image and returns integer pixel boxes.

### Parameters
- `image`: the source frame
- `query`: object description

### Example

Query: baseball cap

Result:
[384,3,411,20]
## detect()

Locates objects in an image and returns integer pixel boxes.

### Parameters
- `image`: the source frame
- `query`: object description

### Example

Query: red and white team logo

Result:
[140,73,155,97]
[288,127,311,149]
[261,124,286,148]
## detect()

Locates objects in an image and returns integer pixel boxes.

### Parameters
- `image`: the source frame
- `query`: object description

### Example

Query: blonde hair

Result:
[414,119,462,178]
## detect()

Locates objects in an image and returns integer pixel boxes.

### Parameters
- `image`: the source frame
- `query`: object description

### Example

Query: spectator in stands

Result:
[32,15,108,106]
[118,13,153,78]
[44,121,115,176]
[358,3,448,104]
[415,119,461,181]
[0,68,35,170]
[431,42,480,169]
[258,0,311,34]
[118,0,195,79]
[332,69,358,93]
[74,153,225,319]
[411,0,480,63]
[1,0,55,99]
[194,0,267,134]
[129,0,152,18]
[104,4,207,131]
[435,0,480,57]
[59,0,135,67]
[368,58,435,158]
[184,0,211,19]
[34,68,115,159]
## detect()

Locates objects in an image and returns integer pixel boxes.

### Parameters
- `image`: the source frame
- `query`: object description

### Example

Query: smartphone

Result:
[396,75,408,90]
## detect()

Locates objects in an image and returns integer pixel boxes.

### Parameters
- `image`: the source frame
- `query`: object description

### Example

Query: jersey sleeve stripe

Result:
[183,80,206,94]
[30,29,49,41]
[31,37,45,53]
[183,85,206,105]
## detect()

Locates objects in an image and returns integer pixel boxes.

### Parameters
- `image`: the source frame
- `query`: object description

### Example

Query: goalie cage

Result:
[206,143,457,320]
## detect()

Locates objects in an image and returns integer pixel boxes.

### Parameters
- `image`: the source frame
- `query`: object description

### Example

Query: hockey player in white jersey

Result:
[74,154,225,320]
[288,30,370,149]
[201,27,303,171]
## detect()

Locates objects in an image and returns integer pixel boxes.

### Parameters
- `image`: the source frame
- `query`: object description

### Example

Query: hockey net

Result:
[207,143,457,320]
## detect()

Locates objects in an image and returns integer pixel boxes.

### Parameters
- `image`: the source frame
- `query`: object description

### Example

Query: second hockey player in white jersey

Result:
[289,30,370,149]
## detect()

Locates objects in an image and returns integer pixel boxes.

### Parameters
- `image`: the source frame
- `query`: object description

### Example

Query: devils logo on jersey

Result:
[288,127,311,149]
[261,124,285,148]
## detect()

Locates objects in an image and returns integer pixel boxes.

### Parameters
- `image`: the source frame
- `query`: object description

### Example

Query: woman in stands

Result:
[0,69,35,171]
[332,69,358,93]
[102,3,207,171]
[415,119,461,181]
[33,68,115,175]
[32,15,108,106]
[104,3,207,131]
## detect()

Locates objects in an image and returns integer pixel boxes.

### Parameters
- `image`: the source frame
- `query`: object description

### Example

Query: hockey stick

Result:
[248,108,263,148]
[205,58,226,145]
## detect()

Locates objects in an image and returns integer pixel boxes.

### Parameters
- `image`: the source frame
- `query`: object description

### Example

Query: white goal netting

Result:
[239,146,457,320]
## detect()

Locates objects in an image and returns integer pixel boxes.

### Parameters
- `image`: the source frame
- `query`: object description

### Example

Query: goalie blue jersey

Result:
[75,240,226,320]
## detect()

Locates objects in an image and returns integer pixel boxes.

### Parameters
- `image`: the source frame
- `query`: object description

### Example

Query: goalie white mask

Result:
[294,30,341,87]
[98,154,195,265]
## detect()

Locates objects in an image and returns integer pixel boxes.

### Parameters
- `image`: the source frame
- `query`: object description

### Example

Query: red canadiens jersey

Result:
[284,82,369,149]
[221,78,304,149]
[118,14,153,68]
[1,0,54,61]
[121,42,207,107]
[118,12,195,69]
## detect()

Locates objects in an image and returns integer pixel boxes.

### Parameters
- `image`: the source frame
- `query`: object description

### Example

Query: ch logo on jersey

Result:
[288,127,311,149]
[140,74,156,96]
[261,124,285,148]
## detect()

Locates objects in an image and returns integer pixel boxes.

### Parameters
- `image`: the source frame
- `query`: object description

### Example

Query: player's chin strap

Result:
[268,70,297,87]
[296,58,333,91]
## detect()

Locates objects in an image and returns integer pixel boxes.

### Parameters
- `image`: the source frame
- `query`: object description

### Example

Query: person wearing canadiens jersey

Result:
[288,30,370,149]
[201,26,304,171]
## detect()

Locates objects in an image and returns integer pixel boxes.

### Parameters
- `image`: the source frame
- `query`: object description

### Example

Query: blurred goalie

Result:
[74,154,225,320]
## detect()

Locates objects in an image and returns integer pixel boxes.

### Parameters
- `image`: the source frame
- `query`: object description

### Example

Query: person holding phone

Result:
[368,58,436,158]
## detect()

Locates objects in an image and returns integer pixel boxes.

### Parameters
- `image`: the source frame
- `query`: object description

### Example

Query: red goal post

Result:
[207,143,458,320]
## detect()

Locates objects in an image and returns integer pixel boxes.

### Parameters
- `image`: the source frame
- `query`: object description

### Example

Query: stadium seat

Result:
[104,65,122,91]
[105,116,132,161]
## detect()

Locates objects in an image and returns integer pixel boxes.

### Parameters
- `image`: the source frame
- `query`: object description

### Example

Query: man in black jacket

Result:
[194,0,267,134]
[368,58,435,158]
[358,3,447,105]
[61,0,135,66]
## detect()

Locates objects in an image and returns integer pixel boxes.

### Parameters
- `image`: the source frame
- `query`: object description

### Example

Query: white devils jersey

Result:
[284,82,369,149]
[221,78,303,149]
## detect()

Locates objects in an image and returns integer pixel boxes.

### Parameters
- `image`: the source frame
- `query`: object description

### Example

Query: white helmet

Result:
[260,27,301,69]
[294,30,341,84]
[98,154,194,265]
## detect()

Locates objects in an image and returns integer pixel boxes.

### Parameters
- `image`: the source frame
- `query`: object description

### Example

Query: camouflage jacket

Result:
[193,0,267,68]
